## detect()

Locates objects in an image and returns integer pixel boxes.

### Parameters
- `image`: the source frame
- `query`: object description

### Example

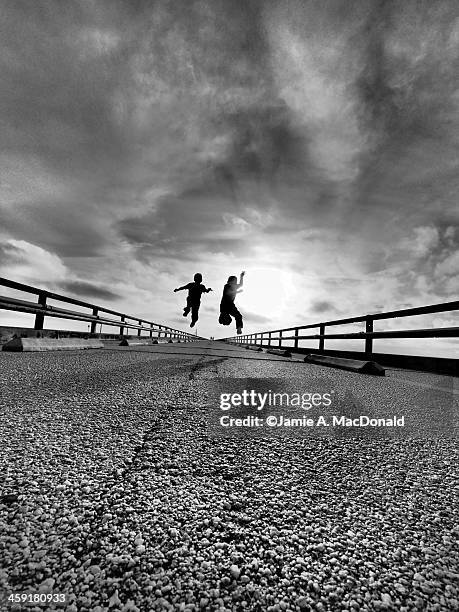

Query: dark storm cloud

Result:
[243,312,272,325]
[211,101,312,191]
[0,1,132,172]
[1,0,283,258]
[356,1,459,144]
[118,184,259,261]
[59,280,119,302]
[341,2,459,273]
[0,0,140,259]
[0,242,23,265]
[310,300,340,315]
[2,201,107,257]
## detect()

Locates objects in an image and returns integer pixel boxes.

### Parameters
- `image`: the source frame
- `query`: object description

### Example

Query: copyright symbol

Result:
[266,415,277,427]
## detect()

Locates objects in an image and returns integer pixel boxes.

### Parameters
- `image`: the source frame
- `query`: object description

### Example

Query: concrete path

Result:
[0,341,457,611]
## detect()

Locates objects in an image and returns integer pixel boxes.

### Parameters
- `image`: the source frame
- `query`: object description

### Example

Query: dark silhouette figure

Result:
[174,273,212,327]
[219,271,245,334]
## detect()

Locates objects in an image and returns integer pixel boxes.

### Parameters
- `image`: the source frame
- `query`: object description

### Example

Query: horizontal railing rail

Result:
[0,277,203,342]
[220,300,459,357]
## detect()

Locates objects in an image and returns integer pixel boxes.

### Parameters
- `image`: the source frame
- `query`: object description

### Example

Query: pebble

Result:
[1,493,19,505]
[230,565,241,579]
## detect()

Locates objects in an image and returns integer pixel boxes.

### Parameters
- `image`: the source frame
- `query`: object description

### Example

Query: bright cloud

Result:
[0,240,67,287]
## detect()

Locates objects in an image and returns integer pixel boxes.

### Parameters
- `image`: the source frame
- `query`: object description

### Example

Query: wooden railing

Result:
[0,277,203,342]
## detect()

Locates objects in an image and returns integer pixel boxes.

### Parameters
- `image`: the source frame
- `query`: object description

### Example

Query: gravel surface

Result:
[0,343,458,611]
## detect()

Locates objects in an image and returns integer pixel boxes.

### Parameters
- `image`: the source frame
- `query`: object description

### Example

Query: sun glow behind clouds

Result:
[237,267,296,321]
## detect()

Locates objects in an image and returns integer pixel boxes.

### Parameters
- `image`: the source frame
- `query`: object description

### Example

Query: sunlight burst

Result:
[237,267,295,322]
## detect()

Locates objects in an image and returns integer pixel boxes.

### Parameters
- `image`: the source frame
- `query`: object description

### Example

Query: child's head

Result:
[194,273,203,283]
[227,275,237,284]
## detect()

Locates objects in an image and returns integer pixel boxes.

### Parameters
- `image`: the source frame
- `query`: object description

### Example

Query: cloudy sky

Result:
[0,0,458,352]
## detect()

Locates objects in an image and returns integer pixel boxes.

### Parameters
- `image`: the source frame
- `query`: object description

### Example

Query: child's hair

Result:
[194,273,203,283]
[227,275,237,284]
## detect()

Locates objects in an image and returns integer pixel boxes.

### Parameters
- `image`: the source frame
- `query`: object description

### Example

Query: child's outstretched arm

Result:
[236,271,245,289]
[174,285,188,292]
[205,287,213,293]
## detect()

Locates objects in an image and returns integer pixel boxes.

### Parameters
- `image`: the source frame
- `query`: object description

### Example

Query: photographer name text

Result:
[220,415,405,428]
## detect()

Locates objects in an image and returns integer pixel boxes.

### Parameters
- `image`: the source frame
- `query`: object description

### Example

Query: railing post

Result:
[138,320,142,337]
[34,292,47,330]
[365,316,373,355]
[119,315,125,336]
[268,332,272,347]
[294,328,299,350]
[279,331,282,348]
[319,324,325,353]
[90,308,98,334]
[150,325,153,339]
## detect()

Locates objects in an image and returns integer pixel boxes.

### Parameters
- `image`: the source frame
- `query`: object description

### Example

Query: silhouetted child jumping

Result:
[174,273,212,328]
[219,271,245,334]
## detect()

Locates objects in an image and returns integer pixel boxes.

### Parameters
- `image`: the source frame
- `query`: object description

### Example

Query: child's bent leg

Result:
[183,296,192,316]
[230,305,243,331]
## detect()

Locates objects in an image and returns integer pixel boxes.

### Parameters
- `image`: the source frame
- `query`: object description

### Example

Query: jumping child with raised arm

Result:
[174,273,212,328]
[219,271,245,334]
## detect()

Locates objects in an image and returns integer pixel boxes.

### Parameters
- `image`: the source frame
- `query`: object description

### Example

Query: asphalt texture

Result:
[0,341,458,612]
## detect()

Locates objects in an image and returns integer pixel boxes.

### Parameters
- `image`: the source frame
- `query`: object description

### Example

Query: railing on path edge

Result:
[220,300,459,375]
[0,277,204,342]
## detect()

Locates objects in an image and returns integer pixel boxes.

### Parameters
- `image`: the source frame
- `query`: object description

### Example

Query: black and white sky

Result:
[0,0,458,344]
